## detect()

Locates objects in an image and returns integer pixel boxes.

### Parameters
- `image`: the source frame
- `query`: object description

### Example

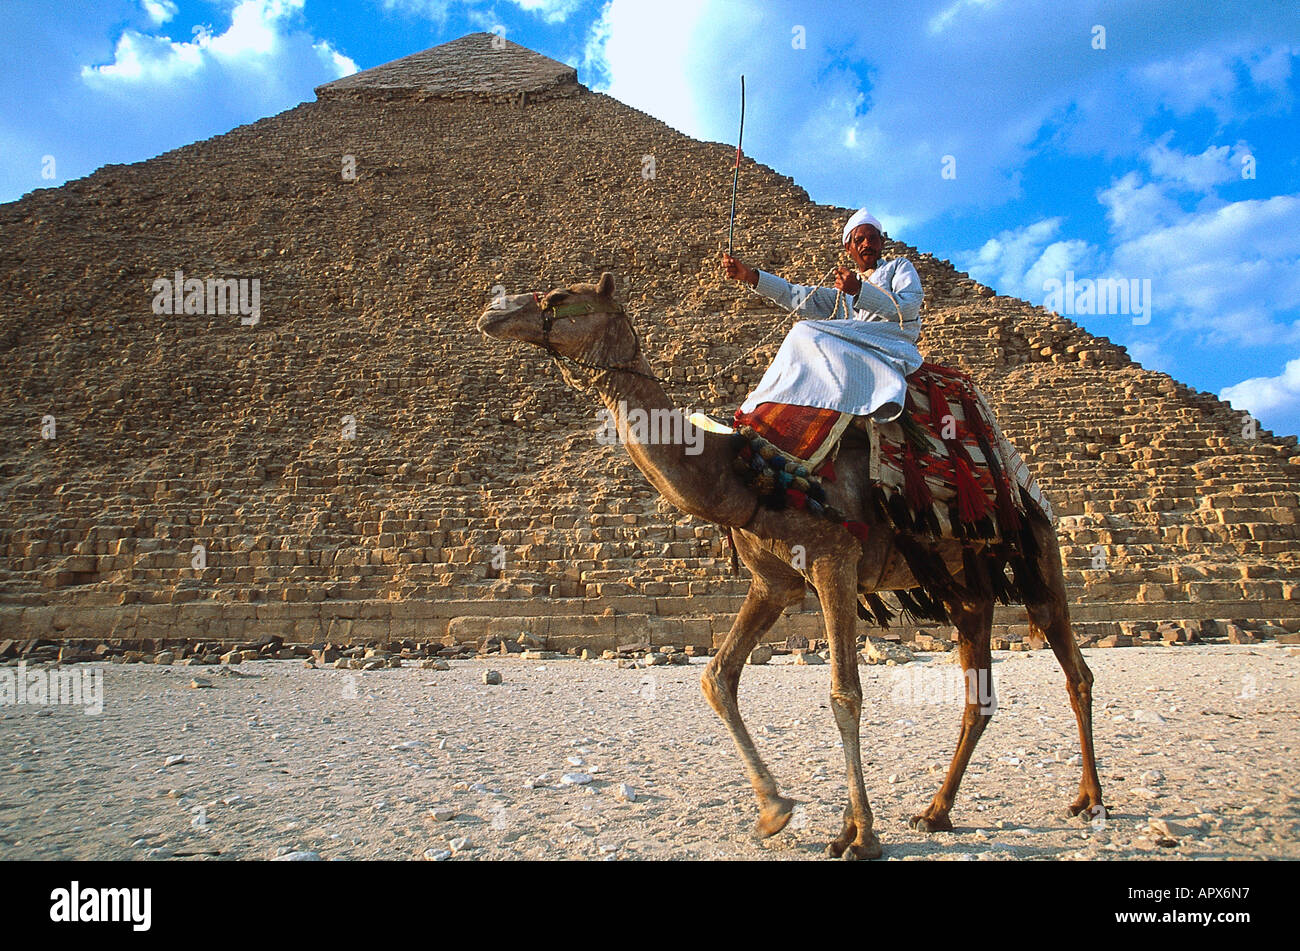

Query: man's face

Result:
[845,224,883,271]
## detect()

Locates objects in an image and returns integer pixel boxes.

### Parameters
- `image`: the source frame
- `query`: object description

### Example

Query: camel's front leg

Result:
[812,559,882,860]
[701,575,802,838]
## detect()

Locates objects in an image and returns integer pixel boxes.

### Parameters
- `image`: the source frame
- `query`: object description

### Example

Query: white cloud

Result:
[582,0,713,139]
[1221,358,1300,436]
[1141,133,1252,191]
[82,0,356,92]
[1107,191,1300,347]
[381,0,582,25]
[510,0,584,23]
[141,0,178,26]
[961,217,1095,305]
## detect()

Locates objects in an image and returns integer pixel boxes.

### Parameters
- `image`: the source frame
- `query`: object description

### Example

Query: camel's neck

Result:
[589,364,757,529]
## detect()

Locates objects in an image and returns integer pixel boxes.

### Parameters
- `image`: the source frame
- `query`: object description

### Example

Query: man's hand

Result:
[722,253,759,287]
[834,266,862,296]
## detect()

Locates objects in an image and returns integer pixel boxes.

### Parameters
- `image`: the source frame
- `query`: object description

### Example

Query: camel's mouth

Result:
[476,308,514,336]
[477,292,536,337]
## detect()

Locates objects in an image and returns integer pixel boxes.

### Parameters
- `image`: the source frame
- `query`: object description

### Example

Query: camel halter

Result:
[534,292,663,386]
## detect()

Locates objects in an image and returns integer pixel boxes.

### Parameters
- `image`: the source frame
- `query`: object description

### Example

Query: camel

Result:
[477,272,1104,859]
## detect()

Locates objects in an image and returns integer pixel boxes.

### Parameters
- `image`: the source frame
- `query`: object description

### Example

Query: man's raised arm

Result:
[722,254,846,319]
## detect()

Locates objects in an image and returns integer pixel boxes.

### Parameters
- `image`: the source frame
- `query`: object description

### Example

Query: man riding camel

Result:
[722,208,924,423]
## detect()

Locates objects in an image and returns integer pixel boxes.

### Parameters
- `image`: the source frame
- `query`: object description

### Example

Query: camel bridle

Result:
[533,291,663,386]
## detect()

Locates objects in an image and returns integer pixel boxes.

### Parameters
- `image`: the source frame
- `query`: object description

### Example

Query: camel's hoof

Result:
[1068,792,1105,819]
[845,838,883,860]
[755,795,796,838]
[909,812,954,833]
[826,836,882,860]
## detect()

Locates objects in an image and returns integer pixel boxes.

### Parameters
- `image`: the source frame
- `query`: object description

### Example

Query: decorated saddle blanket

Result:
[732,362,1055,543]
[728,361,1057,628]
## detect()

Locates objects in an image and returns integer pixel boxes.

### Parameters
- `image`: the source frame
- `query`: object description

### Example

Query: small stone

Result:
[449,836,471,853]
[420,658,450,670]
[273,851,322,861]
[862,637,913,665]
[669,652,690,665]
[560,772,593,786]
[423,848,452,861]
[795,652,825,665]
[1132,710,1166,724]
[333,658,350,669]
[643,652,668,666]
[615,783,636,802]
[1148,817,1188,838]
[220,651,241,665]
[188,677,212,689]
[747,645,773,665]
[153,652,175,665]
[163,755,187,767]
[429,808,456,821]
[567,755,585,767]
[483,670,502,685]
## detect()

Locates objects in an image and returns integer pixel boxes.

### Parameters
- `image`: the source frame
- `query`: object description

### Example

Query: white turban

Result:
[842,208,883,246]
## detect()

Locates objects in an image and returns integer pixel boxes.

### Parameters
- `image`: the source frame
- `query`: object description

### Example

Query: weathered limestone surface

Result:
[1,33,1297,645]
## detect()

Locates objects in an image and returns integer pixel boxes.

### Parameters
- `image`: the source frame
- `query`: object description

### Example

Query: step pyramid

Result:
[1,32,1297,650]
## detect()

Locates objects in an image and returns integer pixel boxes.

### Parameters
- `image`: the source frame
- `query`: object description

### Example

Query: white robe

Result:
[739,258,925,417]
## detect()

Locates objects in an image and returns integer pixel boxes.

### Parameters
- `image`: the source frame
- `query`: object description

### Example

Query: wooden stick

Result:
[727,75,745,256]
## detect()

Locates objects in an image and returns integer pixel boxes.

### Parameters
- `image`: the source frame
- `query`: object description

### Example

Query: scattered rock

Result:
[273,851,322,861]
[1148,817,1188,838]
[483,670,502,685]
[560,772,593,786]
[615,783,636,802]
[747,645,772,666]
[862,637,913,665]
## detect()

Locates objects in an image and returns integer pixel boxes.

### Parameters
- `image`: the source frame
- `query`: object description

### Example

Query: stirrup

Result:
[870,401,903,424]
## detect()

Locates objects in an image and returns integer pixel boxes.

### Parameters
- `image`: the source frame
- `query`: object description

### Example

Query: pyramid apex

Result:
[315,32,582,102]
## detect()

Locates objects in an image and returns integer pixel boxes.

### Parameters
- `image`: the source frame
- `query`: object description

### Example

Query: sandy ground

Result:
[1,644,1296,861]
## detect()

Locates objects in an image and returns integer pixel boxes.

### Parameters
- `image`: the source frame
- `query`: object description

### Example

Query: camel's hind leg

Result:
[701,534,804,838]
[910,596,996,833]
[1024,515,1104,818]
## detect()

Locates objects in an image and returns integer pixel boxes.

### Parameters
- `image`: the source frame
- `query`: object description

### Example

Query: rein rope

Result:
[709,264,843,388]
[529,264,855,406]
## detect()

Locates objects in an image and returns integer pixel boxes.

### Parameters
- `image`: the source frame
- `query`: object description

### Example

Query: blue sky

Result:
[3,0,1298,436]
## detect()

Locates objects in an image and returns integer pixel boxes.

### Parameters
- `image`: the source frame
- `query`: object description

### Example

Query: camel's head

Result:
[477,272,641,374]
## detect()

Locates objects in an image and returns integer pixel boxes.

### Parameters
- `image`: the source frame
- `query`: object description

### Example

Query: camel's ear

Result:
[597,272,615,298]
